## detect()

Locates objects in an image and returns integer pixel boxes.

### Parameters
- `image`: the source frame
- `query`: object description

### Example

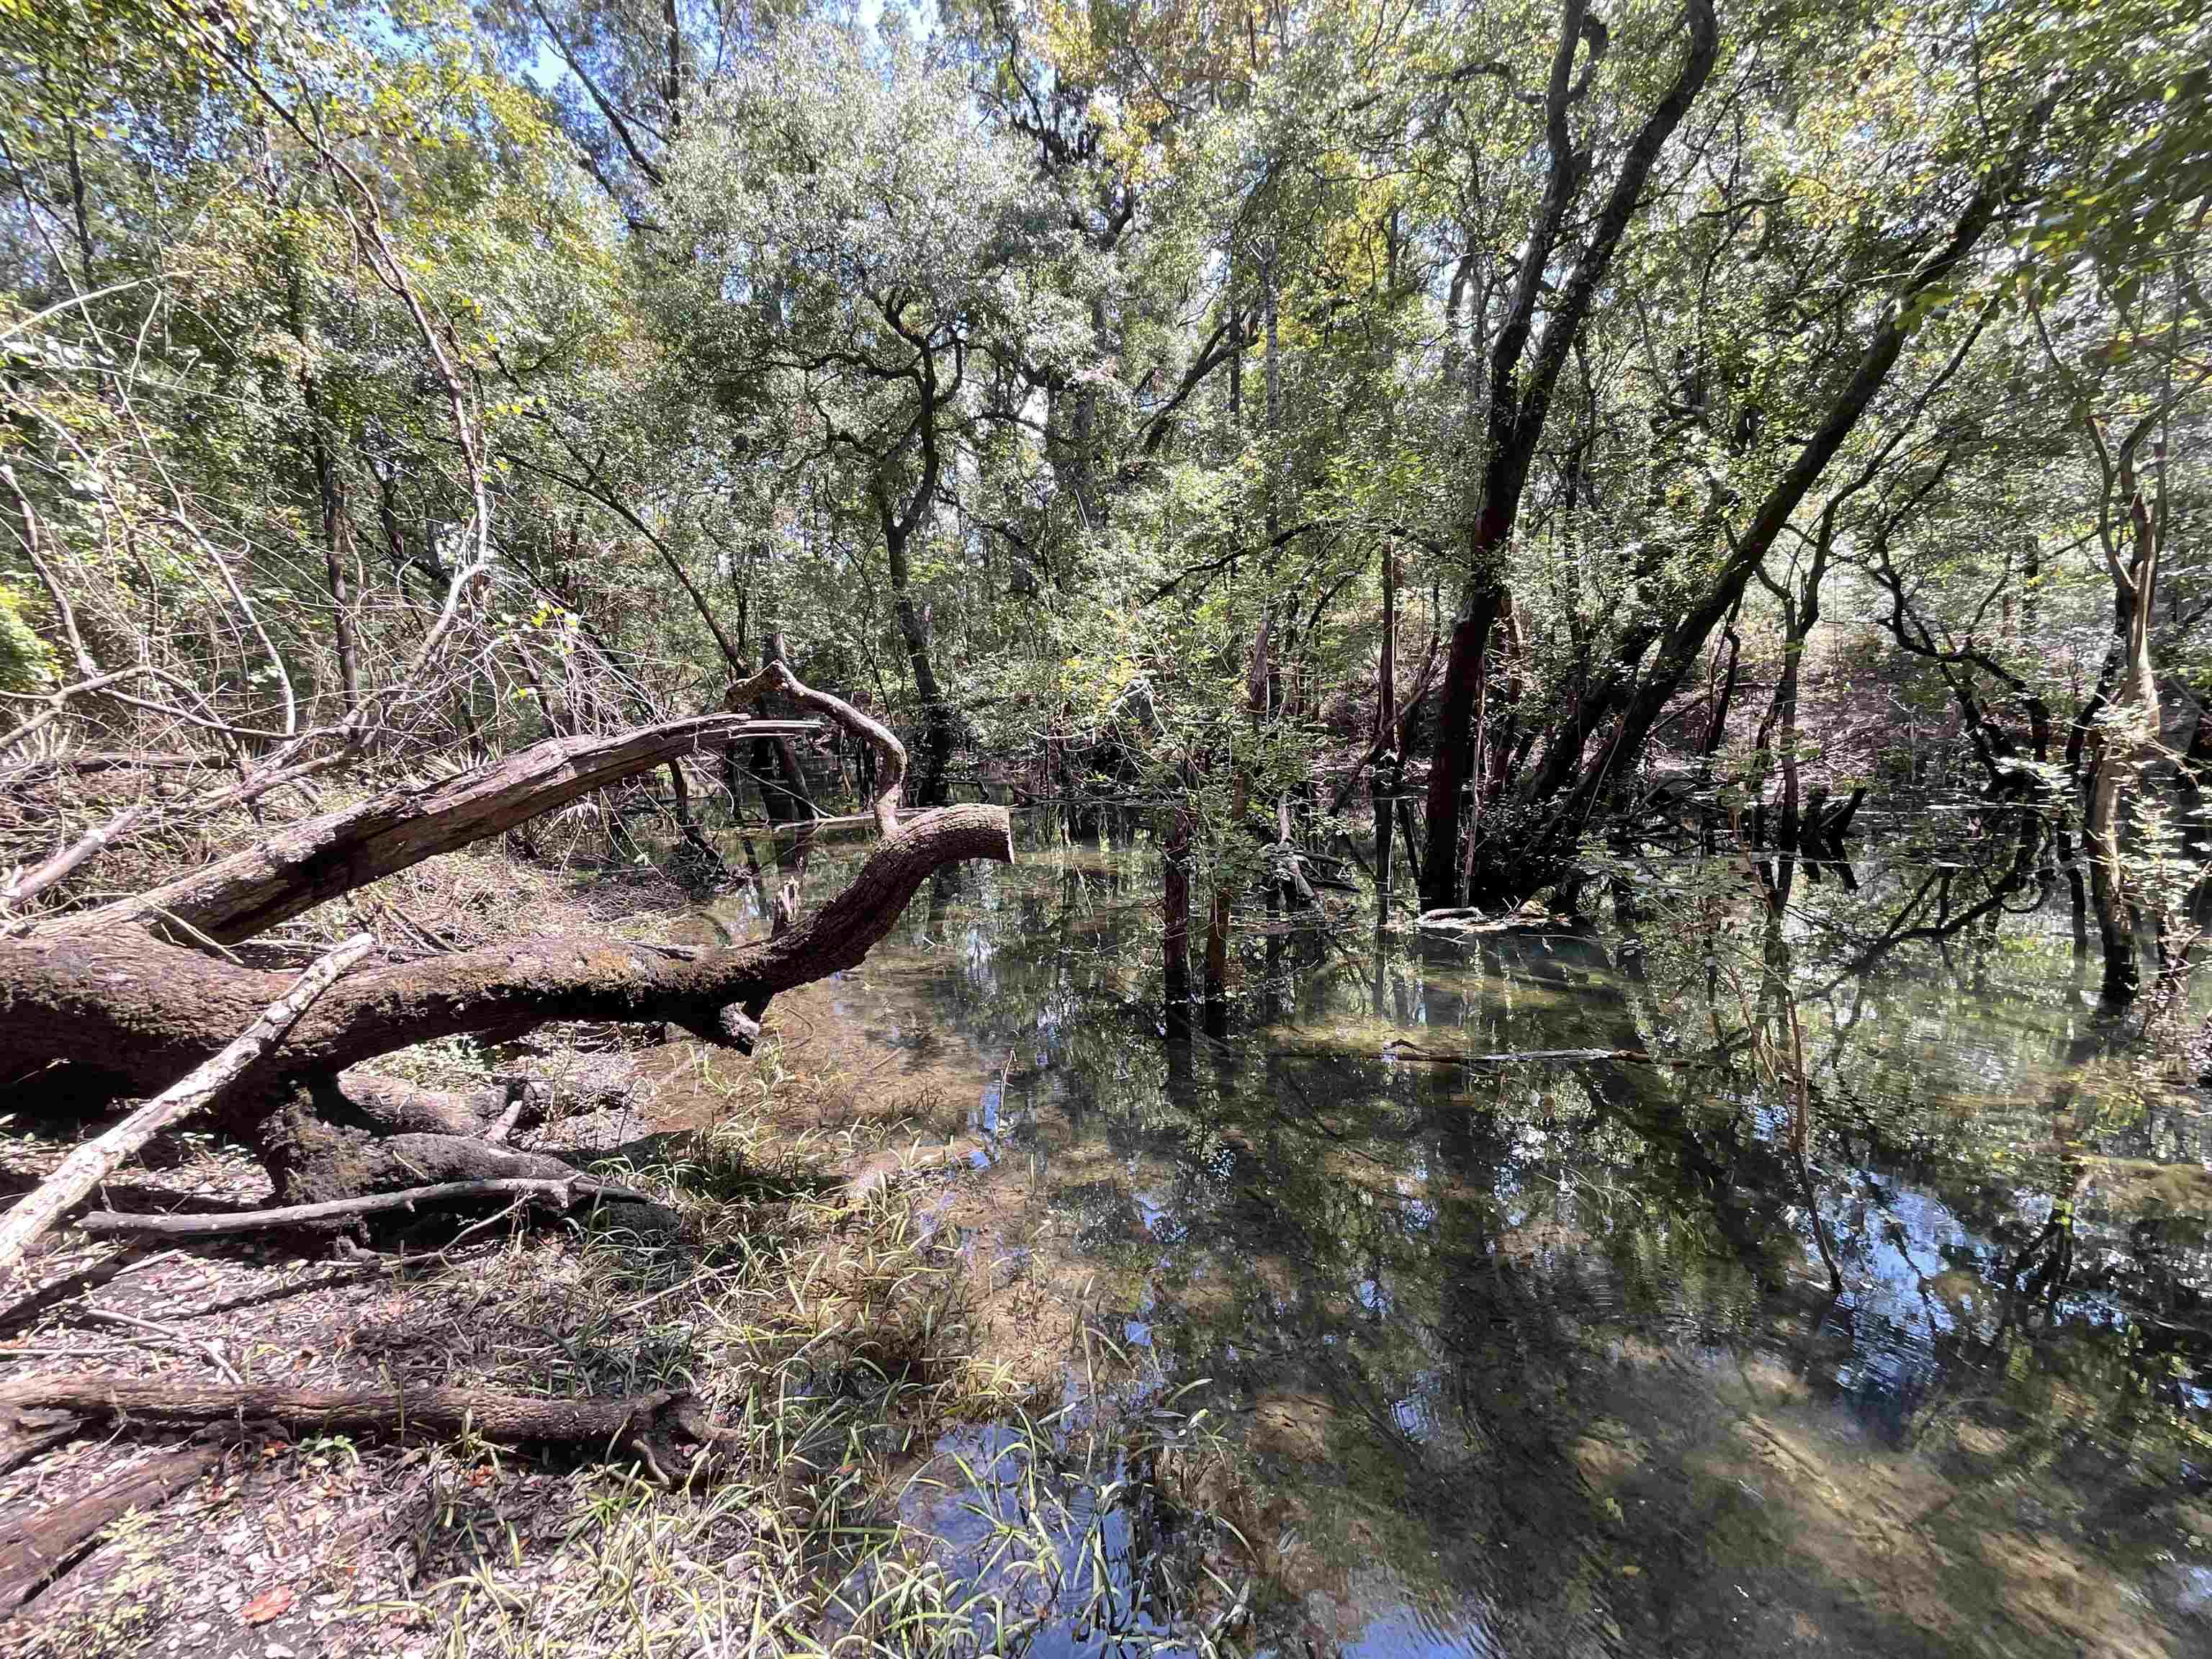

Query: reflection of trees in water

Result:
[819,817,2212,1653]
[1122,943,2203,1650]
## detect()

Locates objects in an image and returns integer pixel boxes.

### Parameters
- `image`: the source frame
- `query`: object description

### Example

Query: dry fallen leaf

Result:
[240,1586,296,1625]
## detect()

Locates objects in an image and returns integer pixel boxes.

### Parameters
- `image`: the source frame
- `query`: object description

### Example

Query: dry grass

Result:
[1,1042,1255,1658]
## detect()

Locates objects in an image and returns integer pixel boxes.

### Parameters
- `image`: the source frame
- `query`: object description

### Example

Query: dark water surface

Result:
[714,811,2212,1658]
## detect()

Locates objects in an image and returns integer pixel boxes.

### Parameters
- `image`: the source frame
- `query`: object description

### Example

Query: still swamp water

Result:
[700,807,2212,1658]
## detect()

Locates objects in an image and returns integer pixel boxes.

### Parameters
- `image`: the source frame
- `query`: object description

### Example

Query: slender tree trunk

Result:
[2087,450,2163,1007]
[884,519,953,806]
[1164,791,1193,1039]
[1422,588,1501,908]
[1553,99,2049,843]
[1703,595,1745,758]
[1421,0,1719,907]
[1375,541,1400,922]
[286,258,361,718]
[1756,624,1807,851]
[2087,740,2143,1004]
[1202,885,1231,1038]
[1262,241,1281,552]
[2087,621,2157,1005]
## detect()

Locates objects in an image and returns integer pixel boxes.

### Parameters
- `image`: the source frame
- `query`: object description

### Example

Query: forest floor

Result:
[0,845,1213,1659]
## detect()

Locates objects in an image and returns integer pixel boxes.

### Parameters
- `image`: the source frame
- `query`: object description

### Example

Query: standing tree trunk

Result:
[882,516,953,804]
[1374,540,1401,922]
[1204,613,1272,1037]
[2087,454,2162,1006]
[1703,595,1745,759]
[1421,0,1719,907]
[1163,777,1193,1040]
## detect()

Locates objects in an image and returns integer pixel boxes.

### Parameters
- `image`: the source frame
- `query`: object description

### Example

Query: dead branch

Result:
[0,1441,225,1614]
[724,660,904,835]
[78,1176,655,1238]
[27,716,822,944]
[1,803,150,912]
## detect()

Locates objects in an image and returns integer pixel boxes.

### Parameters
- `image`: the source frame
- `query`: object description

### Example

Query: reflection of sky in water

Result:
[1348,1601,1508,1658]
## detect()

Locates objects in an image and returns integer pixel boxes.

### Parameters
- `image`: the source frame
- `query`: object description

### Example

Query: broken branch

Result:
[78,1176,655,1238]
[30,716,822,945]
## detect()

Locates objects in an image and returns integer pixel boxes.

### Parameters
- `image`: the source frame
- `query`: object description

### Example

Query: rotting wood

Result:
[0,1376,723,1485]
[0,1441,225,1614]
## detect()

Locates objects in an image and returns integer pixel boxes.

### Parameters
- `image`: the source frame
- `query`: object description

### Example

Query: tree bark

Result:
[1703,595,1745,757]
[1375,541,1401,921]
[1554,100,2054,840]
[2087,497,2159,1007]
[1421,0,1719,906]
[0,1443,225,1614]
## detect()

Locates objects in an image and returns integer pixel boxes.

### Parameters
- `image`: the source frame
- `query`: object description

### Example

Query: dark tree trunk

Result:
[1375,541,1401,922]
[1551,106,2050,842]
[1703,595,1745,758]
[884,535,954,805]
[1163,795,1193,1039]
[1420,0,1719,907]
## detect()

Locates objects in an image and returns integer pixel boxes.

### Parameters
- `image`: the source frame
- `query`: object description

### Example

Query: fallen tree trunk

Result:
[0,805,1012,1093]
[0,934,372,1280]
[0,1376,719,1483]
[28,715,822,945]
[1,660,1010,1216]
[0,1442,225,1614]
[0,1406,81,1477]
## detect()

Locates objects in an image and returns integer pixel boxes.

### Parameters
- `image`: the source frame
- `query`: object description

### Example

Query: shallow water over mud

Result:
[711,811,2212,1658]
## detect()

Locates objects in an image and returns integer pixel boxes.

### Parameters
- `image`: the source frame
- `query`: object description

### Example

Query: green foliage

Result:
[2,0,2206,900]
[0,579,53,693]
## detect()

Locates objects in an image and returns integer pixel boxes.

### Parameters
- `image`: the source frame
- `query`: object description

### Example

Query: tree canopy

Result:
[1,0,2207,972]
